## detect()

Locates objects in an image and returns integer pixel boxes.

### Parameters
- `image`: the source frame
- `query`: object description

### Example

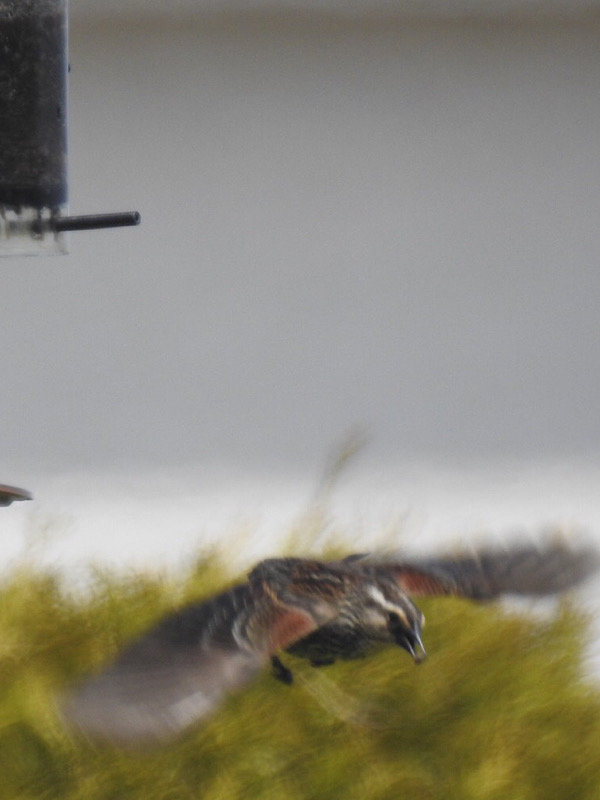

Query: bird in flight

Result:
[64,539,599,746]
[0,484,32,507]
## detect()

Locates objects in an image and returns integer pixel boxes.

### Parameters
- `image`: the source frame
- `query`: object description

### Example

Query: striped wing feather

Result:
[387,541,600,600]
[64,582,323,745]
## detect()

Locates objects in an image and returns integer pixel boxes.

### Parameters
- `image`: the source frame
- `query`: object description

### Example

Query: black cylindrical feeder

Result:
[0,0,68,254]
[0,0,139,256]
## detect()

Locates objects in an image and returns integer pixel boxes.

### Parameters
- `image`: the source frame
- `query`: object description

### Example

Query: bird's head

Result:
[358,580,426,663]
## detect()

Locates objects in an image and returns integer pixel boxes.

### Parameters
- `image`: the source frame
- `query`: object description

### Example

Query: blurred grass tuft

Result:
[0,541,599,799]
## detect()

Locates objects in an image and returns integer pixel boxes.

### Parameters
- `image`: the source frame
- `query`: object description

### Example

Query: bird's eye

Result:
[388,612,401,628]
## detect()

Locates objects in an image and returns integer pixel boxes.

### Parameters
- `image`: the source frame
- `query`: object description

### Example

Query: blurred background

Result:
[2,7,600,796]
[1,0,600,573]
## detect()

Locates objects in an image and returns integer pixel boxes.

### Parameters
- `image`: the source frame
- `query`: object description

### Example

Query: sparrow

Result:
[0,484,32,507]
[63,539,599,746]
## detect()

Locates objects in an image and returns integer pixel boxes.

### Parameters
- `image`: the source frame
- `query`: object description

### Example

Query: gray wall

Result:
[2,14,600,475]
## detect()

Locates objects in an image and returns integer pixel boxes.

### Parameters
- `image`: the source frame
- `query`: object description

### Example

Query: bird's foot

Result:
[310,657,336,667]
[271,655,294,685]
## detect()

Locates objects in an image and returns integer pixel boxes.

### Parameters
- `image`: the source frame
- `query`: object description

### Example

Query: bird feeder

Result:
[0,0,139,256]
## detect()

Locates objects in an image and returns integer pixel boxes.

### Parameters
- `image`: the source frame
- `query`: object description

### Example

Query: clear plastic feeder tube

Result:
[0,0,68,255]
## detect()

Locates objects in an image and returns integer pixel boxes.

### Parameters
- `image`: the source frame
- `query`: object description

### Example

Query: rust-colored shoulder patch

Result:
[267,606,319,652]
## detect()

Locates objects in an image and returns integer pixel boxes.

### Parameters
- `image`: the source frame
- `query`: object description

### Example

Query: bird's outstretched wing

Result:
[355,540,600,600]
[63,580,334,746]
[0,484,32,507]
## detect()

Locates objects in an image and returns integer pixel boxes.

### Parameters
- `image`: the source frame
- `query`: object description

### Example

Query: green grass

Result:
[1,546,600,799]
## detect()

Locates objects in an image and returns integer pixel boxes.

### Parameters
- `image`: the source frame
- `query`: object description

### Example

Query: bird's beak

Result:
[395,630,427,664]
